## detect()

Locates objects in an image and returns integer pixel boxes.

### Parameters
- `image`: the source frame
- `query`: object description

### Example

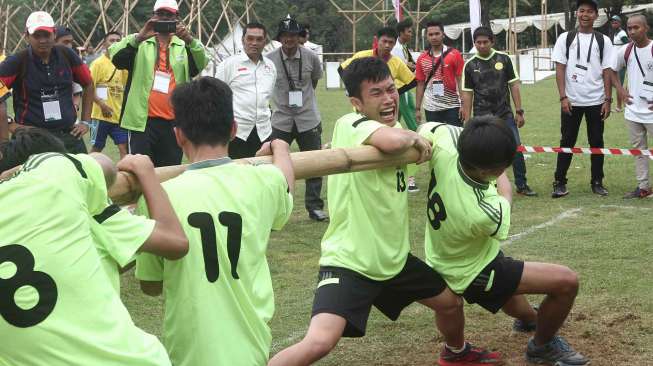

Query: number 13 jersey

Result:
[135,160,293,366]
[419,123,511,294]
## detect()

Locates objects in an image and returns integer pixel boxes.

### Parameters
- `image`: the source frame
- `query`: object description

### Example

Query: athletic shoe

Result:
[438,342,503,366]
[526,335,589,365]
[512,305,538,333]
[551,181,569,198]
[591,181,608,196]
[516,185,537,197]
[407,176,419,193]
[623,187,652,199]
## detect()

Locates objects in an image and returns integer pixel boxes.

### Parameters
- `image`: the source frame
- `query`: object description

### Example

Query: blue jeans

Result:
[425,107,462,127]
[505,116,527,188]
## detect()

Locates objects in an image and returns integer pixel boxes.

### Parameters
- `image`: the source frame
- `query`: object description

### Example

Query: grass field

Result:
[110,77,653,365]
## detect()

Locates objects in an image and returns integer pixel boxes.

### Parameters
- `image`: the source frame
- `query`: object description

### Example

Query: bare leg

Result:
[514,262,579,345]
[502,294,537,323]
[117,143,128,160]
[268,313,346,366]
[419,287,465,348]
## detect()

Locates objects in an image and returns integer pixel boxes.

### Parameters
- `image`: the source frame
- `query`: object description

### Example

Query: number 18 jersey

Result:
[419,123,511,294]
[136,159,293,366]
[0,153,170,366]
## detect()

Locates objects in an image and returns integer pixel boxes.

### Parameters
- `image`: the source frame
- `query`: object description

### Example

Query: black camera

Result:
[153,20,177,34]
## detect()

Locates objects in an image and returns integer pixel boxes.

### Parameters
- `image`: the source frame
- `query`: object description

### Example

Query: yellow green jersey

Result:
[0,153,170,366]
[320,113,410,281]
[136,158,293,366]
[419,123,511,293]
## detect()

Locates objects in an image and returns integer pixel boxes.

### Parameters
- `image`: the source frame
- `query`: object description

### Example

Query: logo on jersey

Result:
[495,62,504,71]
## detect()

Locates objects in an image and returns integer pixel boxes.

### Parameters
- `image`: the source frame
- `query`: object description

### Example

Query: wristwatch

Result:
[515,109,525,115]
[604,98,613,104]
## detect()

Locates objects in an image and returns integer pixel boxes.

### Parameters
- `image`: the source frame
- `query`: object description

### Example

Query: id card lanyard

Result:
[281,49,303,107]
[634,46,653,101]
[572,33,594,83]
[152,40,172,94]
[28,47,63,121]
[427,46,449,96]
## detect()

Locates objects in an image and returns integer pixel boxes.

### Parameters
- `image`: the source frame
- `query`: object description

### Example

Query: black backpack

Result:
[565,30,605,63]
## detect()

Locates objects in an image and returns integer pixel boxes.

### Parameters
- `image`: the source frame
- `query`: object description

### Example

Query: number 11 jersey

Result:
[135,159,293,366]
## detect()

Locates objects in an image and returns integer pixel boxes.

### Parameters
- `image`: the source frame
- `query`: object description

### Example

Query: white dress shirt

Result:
[216,53,277,141]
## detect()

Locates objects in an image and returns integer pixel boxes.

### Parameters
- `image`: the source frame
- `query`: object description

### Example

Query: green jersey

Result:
[320,113,410,281]
[136,159,293,366]
[0,153,170,366]
[91,205,156,293]
[419,123,511,293]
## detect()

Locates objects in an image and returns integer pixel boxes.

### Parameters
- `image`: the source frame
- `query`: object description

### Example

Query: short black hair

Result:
[0,128,67,172]
[171,76,234,147]
[343,57,392,99]
[473,26,494,42]
[104,31,121,40]
[576,0,598,11]
[244,22,267,38]
[396,19,413,34]
[299,23,310,38]
[376,27,398,40]
[457,115,516,171]
[55,26,72,40]
[425,21,444,33]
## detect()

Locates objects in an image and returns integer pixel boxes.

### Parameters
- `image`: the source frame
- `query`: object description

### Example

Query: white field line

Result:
[600,204,653,211]
[502,208,583,246]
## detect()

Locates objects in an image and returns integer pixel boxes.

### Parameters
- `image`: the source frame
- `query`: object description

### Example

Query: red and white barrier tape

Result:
[518,145,653,156]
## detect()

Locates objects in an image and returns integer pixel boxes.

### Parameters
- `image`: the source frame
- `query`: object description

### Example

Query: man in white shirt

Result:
[217,22,277,159]
[611,15,629,111]
[551,0,614,198]
[611,14,653,198]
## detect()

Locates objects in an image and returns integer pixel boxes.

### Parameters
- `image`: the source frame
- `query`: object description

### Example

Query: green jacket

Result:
[109,34,208,131]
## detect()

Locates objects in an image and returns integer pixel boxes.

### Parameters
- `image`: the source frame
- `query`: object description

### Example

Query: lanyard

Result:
[154,40,171,72]
[633,46,647,78]
[427,46,451,83]
[576,32,595,64]
[281,48,302,90]
[403,44,414,64]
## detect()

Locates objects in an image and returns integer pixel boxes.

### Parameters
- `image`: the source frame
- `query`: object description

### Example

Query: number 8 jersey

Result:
[418,123,511,294]
[0,153,170,366]
[135,159,293,366]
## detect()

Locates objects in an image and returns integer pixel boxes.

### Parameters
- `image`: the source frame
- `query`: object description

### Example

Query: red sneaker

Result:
[437,342,504,366]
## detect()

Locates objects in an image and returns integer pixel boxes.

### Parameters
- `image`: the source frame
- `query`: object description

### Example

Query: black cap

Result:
[576,0,598,11]
[276,17,302,40]
[55,25,72,39]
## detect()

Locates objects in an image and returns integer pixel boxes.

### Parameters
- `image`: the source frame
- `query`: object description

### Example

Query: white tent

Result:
[442,3,653,41]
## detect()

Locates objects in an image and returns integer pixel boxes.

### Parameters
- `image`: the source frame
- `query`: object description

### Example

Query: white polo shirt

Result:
[552,32,615,106]
[216,53,277,141]
[611,41,653,124]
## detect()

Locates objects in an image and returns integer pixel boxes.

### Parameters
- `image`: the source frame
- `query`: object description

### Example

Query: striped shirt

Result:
[415,46,464,112]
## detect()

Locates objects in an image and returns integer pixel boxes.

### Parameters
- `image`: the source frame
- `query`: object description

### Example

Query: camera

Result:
[153,20,177,34]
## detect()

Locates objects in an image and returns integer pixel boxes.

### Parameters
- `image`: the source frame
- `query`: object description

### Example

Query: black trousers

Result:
[554,104,604,183]
[228,127,269,159]
[272,123,324,211]
[128,117,183,167]
[50,128,88,154]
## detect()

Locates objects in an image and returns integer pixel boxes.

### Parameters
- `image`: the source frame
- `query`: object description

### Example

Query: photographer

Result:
[109,0,208,167]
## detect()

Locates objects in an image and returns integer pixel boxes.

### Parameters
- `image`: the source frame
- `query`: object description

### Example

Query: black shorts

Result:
[462,251,524,313]
[311,254,447,338]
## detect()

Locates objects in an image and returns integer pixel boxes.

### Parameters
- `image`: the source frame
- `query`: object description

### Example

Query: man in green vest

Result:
[110,0,208,167]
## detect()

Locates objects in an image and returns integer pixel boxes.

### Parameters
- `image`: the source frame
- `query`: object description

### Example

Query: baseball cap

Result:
[154,0,179,14]
[55,26,72,39]
[576,0,598,11]
[25,11,55,35]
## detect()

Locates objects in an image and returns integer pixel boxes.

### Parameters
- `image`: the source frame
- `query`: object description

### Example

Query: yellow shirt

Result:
[340,49,416,93]
[90,54,128,124]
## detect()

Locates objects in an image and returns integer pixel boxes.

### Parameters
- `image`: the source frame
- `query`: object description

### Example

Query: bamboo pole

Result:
[109,146,421,205]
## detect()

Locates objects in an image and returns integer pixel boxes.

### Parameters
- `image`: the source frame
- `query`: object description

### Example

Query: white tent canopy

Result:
[443,3,653,40]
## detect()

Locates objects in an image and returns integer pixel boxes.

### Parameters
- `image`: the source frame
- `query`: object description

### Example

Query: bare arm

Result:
[601,68,612,120]
[509,81,525,128]
[415,81,425,123]
[367,127,432,164]
[496,172,513,205]
[461,90,473,123]
[80,84,94,122]
[117,155,189,260]
[556,62,572,115]
[256,139,295,194]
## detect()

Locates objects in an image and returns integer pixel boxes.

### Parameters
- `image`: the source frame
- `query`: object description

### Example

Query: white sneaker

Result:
[407,176,419,193]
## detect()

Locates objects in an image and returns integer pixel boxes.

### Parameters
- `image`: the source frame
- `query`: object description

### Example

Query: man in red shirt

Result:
[415,21,464,127]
